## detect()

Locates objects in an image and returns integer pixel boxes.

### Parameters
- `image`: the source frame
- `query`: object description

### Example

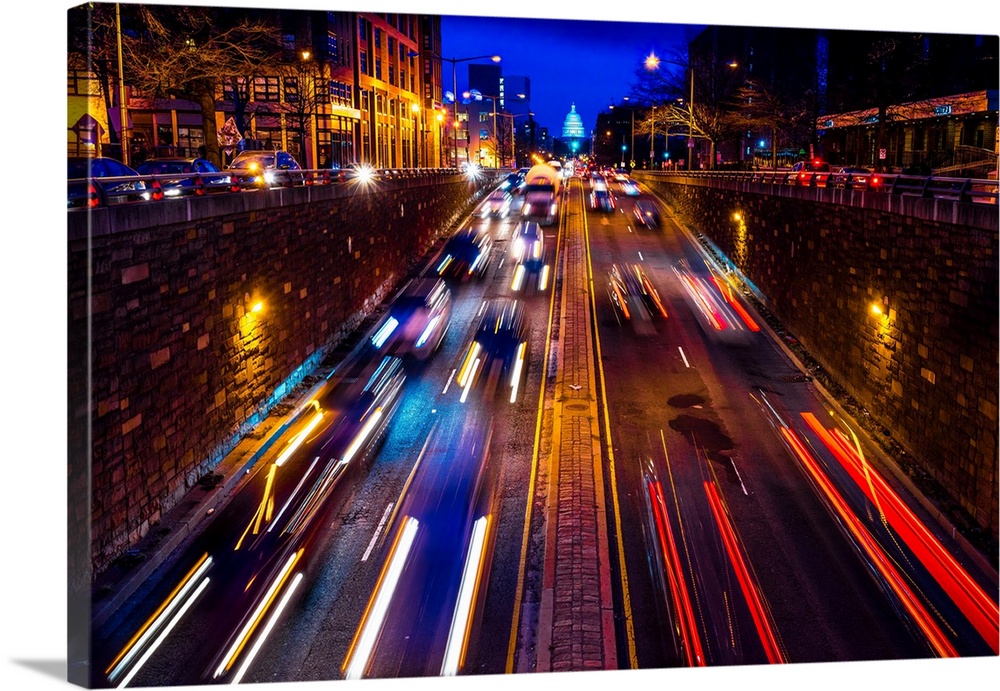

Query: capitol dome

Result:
[561,103,585,139]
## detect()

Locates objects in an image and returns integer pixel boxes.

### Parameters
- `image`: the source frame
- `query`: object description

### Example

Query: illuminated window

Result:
[254,76,280,102]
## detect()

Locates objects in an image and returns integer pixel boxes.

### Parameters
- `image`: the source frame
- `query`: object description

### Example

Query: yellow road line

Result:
[506,187,565,673]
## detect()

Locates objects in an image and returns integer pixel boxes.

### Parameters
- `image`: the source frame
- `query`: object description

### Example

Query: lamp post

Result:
[649,106,656,170]
[435,54,501,169]
[645,52,695,170]
[410,103,420,168]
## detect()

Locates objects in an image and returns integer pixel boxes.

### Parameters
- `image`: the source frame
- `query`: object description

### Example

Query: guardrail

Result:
[639,170,999,205]
[67,166,501,210]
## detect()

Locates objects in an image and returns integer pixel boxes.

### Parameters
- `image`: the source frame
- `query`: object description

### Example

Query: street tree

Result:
[78,5,284,167]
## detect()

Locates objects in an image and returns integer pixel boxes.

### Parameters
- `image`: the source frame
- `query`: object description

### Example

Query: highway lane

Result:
[581,174,997,667]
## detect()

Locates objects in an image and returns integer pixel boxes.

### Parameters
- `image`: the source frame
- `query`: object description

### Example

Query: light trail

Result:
[106,553,213,684]
[780,426,959,657]
[801,412,999,653]
[342,517,420,680]
[442,515,492,675]
[230,572,305,684]
[703,481,785,663]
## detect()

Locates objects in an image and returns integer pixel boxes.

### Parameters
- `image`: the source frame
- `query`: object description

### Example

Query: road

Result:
[89,170,999,687]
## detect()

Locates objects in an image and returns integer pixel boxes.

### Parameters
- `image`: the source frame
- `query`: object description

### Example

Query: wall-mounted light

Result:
[871,303,883,316]
[733,212,742,222]
[245,292,265,315]
[251,301,264,314]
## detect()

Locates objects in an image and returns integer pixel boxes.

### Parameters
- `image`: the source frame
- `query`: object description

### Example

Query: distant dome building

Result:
[557,103,589,157]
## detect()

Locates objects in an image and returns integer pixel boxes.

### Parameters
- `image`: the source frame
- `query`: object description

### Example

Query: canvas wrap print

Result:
[67,2,1000,688]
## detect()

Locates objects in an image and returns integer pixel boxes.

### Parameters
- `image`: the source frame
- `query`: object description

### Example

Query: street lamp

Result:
[465,91,501,168]
[434,53,501,168]
[646,51,695,170]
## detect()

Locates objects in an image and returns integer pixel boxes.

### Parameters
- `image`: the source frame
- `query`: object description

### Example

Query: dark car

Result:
[608,263,668,326]
[456,298,529,403]
[792,159,831,186]
[228,150,303,188]
[590,188,616,212]
[68,156,148,209]
[370,278,453,360]
[632,199,661,228]
[437,227,493,281]
[135,157,231,197]
[510,222,549,292]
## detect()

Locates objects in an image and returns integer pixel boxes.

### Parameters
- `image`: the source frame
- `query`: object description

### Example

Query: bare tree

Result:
[83,5,285,167]
[726,77,811,169]
[68,3,126,156]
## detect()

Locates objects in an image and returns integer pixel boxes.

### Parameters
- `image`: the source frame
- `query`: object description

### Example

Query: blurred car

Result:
[371,278,453,360]
[792,159,831,186]
[68,156,148,209]
[607,263,668,325]
[437,226,493,281]
[228,150,303,188]
[500,171,524,192]
[457,298,529,403]
[510,222,550,292]
[134,157,230,197]
[480,188,513,218]
[619,179,641,196]
[590,188,616,212]
[830,165,879,190]
[632,198,661,228]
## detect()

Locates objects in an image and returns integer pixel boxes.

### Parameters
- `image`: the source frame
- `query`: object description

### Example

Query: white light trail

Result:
[344,517,420,680]
[678,347,690,369]
[230,572,305,684]
[441,515,490,676]
[442,368,457,395]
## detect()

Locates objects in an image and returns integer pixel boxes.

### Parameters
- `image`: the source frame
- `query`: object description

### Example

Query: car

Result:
[607,263,668,326]
[437,226,493,281]
[68,156,148,209]
[228,150,303,188]
[510,222,550,292]
[456,298,529,403]
[620,179,641,196]
[830,166,879,190]
[134,157,231,197]
[500,171,524,192]
[370,278,453,360]
[590,188,616,212]
[632,199,661,228]
[792,159,831,186]
[480,188,513,218]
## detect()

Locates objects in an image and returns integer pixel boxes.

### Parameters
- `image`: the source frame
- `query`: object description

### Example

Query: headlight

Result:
[263,171,276,184]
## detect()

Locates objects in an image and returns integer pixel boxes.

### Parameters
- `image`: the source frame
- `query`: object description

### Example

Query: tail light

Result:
[150,178,164,201]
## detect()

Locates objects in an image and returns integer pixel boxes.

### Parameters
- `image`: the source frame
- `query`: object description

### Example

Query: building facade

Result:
[67,8,447,171]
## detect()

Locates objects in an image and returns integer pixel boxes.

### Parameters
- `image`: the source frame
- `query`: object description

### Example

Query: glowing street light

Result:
[434,54,501,168]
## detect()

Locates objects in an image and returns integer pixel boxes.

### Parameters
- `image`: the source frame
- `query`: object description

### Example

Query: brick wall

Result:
[637,175,998,540]
[68,174,497,573]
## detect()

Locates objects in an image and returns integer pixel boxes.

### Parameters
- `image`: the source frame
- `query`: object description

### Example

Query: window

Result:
[479,113,489,123]
[388,37,395,55]
[222,76,249,101]
[254,76,280,102]
[360,51,368,74]
[374,28,381,48]
[67,70,98,95]
[328,33,339,61]
[329,80,350,105]
[177,127,204,156]
[389,65,395,85]
[481,128,489,139]
[284,77,299,102]
[400,43,407,61]
[282,34,295,51]
[376,58,382,81]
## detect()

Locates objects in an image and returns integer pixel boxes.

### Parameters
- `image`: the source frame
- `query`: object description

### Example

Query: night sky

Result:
[438,13,704,139]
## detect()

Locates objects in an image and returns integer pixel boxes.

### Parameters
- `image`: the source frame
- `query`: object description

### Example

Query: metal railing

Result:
[638,170,999,205]
[67,167,487,210]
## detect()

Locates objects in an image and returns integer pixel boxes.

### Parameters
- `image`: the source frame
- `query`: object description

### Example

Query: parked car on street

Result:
[792,159,831,186]
[228,150,303,188]
[68,156,148,209]
[135,157,231,197]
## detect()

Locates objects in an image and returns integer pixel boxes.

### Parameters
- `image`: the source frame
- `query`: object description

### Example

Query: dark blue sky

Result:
[440,13,704,137]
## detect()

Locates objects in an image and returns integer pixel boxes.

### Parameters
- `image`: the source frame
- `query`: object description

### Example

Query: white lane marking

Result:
[362,502,396,562]
[731,458,748,496]
[638,251,644,261]
[442,368,457,395]
[678,347,691,368]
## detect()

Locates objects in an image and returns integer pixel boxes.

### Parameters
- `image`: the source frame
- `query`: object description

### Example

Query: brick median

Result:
[536,182,617,672]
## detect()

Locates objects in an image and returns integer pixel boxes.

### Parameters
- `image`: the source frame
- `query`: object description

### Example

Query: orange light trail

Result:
[801,412,999,653]
[703,481,785,663]
[710,276,760,331]
[646,478,706,666]
[780,426,959,658]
